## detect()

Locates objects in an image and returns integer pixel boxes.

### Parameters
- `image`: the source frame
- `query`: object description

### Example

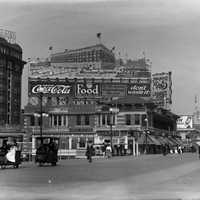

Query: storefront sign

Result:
[76,83,101,98]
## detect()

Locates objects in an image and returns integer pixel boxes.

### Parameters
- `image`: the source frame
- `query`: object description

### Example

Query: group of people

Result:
[162,144,183,156]
[0,139,19,163]
[85,143,113,163]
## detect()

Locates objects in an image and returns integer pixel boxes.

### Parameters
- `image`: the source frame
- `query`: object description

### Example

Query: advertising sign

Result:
[29,81,73,96]
[127,78,151,97]
[76,83,101,98]
[152,72,172,106]
[102,83,126,98]
[177,115,193,129]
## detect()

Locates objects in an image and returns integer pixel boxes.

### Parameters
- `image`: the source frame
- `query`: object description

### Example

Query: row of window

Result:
[0,47,21,59]
[28,113,148,127]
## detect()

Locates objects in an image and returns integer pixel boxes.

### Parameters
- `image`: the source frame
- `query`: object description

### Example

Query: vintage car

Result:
[35,137,59,166]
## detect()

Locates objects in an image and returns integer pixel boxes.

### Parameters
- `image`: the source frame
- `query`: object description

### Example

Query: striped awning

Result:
[138,134,160,145]
[148,135,162,145]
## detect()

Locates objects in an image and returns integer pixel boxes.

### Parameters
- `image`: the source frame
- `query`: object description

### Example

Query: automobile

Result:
[35,137,59,166]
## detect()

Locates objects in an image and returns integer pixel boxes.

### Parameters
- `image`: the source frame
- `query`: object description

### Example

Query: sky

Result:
[0,0,200,115]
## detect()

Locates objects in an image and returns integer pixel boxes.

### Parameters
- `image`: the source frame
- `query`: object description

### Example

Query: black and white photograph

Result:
[0,0,200,199]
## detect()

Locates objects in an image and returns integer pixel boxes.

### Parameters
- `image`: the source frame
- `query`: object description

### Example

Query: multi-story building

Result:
[24,77,179,157]
[51,44,115,70]
[0,35,26,140]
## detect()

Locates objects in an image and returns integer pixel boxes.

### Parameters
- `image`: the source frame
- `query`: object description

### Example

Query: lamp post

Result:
[109,109,114,152]
[144,117,149,154]
[38,87,45,139]
[109,107,119,155]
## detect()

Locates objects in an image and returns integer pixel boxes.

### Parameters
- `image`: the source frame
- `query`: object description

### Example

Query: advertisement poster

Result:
[177,115,193,129]
[102,83,126,98]
[75,82,101,98]
[152,72,172,107]
[29,80,73,96]
[127,79,151,96]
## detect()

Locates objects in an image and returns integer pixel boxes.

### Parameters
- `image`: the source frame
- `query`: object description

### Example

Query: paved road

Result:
[0,153,200,200]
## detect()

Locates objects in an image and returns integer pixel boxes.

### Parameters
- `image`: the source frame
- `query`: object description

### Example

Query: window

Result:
[63,115,67,126]
[79,137,86,148]
[60,137,69,149]
[72,137,78,149]
[54,115,57,126]
[30,115,35,126]
[126,114,131,125]
[107,115,111,125]
[102,114,106,125]
[77,115,81,125]
[85,115,90,125]
[58,115,62,126]
[135,114,140,125]
[142,115,147,127]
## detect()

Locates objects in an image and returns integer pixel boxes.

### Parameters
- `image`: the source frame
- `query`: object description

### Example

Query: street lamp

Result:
[37,87,45,139]
[144,117,149,154]
[109,108,119,154]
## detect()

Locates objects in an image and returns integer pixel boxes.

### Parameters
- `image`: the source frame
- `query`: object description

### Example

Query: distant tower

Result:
[194,95,200,125]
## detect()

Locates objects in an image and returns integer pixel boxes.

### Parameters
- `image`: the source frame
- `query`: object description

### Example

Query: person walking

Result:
[86,142,94,163]
[106,145,112,158]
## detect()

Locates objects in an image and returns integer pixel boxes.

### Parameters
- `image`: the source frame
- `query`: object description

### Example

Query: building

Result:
[0,34,26,141]
[24,77,179,157]
[51,44,115,70]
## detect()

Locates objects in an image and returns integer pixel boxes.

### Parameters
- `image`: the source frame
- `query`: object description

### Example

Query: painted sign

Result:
[127,83,150,96]
[76,83,101,98]
[177,115,193,129]
[102,83,126,98]
[127,78,151,96]
[29,81,73,96]
[152,72,172,107]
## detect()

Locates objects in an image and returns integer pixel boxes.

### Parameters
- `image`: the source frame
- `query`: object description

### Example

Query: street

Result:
[1,153,200,200]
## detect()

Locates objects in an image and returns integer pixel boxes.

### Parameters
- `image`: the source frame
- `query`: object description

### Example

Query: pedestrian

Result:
[106,145,112,158]
[85,142,94,163]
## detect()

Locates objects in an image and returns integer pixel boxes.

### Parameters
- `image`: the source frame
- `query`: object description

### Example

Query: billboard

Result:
[152,72,172,107]
[29,80,73,96]
[76,83,101,98]
[102,83,126,98]
[127,79,151,96]
[177,115,193,129]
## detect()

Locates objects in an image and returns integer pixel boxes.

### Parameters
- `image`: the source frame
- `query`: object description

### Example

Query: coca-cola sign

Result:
[30,84,72,95]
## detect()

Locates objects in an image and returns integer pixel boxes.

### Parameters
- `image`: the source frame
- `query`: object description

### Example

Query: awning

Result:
[138,134,159,145]
[156,136,168,145]
[165,138,175,146]
[148,135,162,145]
[168,137,179,146]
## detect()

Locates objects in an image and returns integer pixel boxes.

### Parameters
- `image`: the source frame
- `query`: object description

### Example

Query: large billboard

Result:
[152,72,172,107]
[102,83,126,98]
[29,80,73,96]
[177,115,193,129]
[75,83,101,98]
[127,79,151,97]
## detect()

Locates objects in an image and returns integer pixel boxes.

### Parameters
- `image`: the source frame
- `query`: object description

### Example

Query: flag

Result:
[49,46,53,50]
[97,33,101,38]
